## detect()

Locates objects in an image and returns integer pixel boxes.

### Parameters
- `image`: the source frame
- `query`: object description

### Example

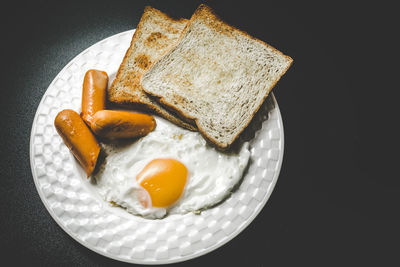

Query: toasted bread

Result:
[141,4,293,149]
[108,6,196,131]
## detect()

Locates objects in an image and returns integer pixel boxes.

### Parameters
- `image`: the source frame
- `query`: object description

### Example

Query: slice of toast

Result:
[141,4,293,149]
[108,6,196,131]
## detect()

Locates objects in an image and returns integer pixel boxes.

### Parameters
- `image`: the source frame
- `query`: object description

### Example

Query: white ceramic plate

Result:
[30,30,284,265]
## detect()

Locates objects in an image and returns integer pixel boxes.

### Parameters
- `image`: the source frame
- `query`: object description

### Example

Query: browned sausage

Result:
[91,110,156,139]
[54,109,101,177]
[81,69,108,126]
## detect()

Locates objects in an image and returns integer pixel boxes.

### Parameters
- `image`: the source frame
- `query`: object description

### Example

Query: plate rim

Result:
[29,30,284,265]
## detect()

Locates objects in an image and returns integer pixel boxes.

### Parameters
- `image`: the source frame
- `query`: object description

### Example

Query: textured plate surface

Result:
[30,30,284,265]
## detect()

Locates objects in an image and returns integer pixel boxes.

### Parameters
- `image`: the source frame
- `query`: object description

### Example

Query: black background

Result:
[1,0,399,266]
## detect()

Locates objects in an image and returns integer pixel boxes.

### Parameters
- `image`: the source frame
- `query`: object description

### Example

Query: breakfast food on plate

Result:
[81,69,108,126]
[54,109,101,177]
[53,3,292,219]
[91,110,156,139]
[93,117,250,219]
[108,6,196,131]
[136,158,187,208]
[141,4,293,149]
[55,70,156,176]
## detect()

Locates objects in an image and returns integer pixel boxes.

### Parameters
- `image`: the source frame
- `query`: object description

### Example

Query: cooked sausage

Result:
[91,110,156,139]
[54,109,101,177]
[81,69,108,126]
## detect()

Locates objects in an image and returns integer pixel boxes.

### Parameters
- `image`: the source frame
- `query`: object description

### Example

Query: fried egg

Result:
[93,117,250,219]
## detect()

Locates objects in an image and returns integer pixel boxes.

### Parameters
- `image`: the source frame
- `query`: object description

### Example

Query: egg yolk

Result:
[136,158,188,208]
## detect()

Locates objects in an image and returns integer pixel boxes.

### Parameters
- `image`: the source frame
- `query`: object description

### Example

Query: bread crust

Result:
[108,6,195,131]
[142,4,293,149]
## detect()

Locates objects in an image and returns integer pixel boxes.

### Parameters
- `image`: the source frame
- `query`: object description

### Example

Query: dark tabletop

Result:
[1,0,399,266]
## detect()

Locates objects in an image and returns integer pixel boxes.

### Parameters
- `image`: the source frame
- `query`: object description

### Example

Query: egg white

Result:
[93,117,250,219]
